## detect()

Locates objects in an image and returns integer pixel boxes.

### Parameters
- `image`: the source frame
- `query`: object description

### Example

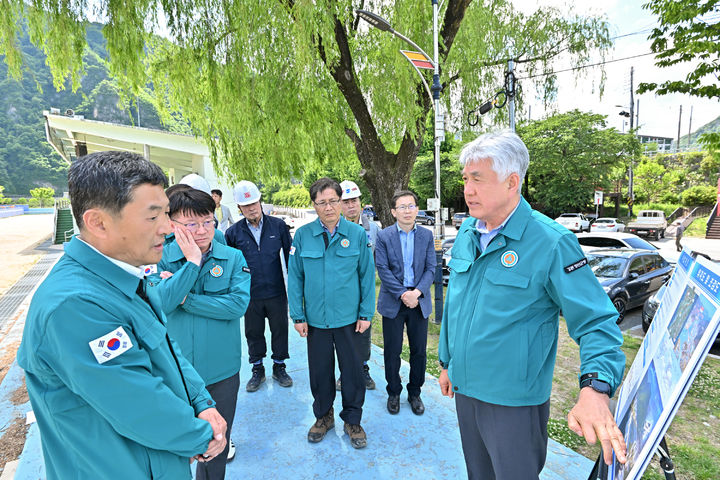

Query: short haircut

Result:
[168,188,216,218]
[309,177,342,202]
[391,190,418,208]
[459,131,529,193]
[68,151,167,230]
[165,183,192,197]
[211,189,222,197]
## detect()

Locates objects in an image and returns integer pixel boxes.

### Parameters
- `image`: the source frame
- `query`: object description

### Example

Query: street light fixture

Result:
[356,5,445,323]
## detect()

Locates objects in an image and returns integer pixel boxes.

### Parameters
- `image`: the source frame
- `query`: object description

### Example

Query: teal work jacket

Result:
[155,240,251,385]
[17,237,215,480]
[288,216,375,328]
[439,198,625,406]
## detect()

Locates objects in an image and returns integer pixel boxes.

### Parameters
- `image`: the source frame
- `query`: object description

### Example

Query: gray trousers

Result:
[455,393,550,480]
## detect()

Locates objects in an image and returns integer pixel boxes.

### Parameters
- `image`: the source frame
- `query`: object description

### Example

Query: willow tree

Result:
[1,0,611,225]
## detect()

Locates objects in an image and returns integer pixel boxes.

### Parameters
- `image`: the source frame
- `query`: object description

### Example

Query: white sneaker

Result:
[226,439,236,462]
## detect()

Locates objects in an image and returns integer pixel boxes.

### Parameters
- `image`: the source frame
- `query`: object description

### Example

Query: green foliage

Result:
[15,196,27,204]
[681,185,717,206]
[27,197,40,207]
[518,110,639,216]
[30,186,54,206]
[272,185,310,208]
[1,0,615,214]
[639,0,720,152]
[633,157,667,203]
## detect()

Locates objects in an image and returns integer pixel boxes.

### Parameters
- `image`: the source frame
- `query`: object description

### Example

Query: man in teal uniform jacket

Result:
[288,177,375,449]
[17,151,226,480]
[439,132,628,479]
[155,187,251,478]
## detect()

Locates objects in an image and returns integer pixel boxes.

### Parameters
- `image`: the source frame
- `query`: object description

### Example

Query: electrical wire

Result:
[516,51,660,80]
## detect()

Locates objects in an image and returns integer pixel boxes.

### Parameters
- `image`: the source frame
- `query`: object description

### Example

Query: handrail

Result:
[706,203,718,237]
[667,207,685,224]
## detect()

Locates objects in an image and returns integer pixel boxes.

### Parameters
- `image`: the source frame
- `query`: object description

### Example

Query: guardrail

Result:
[706,203,718,237]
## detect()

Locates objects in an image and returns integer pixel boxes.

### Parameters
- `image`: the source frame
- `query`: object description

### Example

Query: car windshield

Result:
[560,214,579,218]
[623,237,657,250]
[595,219,614,223]
[587,254,627,278]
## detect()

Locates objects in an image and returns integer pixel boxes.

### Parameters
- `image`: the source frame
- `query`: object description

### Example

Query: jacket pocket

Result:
[448,257,472,274]
[484,268,529,289]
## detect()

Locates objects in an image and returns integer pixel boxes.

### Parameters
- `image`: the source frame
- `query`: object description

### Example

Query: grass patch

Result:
[371,302,720,479]
[685,215,708,238]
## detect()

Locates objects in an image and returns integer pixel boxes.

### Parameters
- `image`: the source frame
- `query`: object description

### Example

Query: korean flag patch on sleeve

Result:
[89,326,134,364]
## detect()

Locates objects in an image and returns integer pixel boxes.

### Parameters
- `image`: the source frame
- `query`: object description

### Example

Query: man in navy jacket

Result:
[225,181,293,392]
[375,190,436,416]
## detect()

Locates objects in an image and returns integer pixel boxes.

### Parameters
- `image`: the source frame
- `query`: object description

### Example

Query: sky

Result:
[510,0,719,140]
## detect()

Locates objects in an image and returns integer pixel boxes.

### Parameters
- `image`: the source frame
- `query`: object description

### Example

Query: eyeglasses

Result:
[314,199,341,208]
[394,204,417,212]
[172,218,215,232]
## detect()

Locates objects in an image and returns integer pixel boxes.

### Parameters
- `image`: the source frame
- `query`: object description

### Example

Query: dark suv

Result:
[587,248,673,323]
[416,210,435,225]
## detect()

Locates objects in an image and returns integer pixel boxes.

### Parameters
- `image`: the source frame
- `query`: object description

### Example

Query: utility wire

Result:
[516,51,659,80]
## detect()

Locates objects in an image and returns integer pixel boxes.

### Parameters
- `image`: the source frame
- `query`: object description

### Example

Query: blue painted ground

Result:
[6,320,594,479]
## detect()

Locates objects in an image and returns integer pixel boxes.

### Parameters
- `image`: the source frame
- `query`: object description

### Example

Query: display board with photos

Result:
[609,250,720,480]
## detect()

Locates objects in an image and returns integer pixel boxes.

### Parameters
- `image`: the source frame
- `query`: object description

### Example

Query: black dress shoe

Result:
[408,395,425,415]
[387,395,400,414]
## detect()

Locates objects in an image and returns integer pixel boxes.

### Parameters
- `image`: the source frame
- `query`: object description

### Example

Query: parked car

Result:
[453,212,470,228]
[626,209,667,240]
[442,236,455,252]
[590,217,625,233]
[442,246,452,285]
[642,277,720,348]
[555,213,591,232]
[272,214,295,230]
[416,210,435,225]
[588,248,673,323]
[576,232,657,251]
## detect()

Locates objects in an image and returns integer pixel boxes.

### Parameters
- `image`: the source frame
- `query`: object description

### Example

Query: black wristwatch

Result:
[580,373,611,397]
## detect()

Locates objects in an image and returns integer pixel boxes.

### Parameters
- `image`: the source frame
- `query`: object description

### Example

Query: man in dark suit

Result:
[375,190,436,415]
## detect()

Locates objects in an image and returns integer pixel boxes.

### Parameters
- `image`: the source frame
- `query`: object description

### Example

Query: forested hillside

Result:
[0,23,176,195]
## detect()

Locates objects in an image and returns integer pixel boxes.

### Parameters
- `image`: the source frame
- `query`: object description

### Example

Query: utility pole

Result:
[629,66,634,130]
[627,66,635,217]
[677,105,683,152]
[688,105,694,149]
[636,99,640,130]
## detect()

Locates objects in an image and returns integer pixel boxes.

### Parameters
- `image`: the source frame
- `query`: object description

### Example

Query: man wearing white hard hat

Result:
[338,180,379,391]
[225,181,294,393]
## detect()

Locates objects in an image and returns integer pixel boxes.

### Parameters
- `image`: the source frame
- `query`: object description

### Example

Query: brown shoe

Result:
[307,408,334,443]
[343,422,367,449]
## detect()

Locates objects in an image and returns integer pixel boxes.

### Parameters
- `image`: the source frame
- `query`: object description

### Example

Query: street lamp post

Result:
[357,6,445,323]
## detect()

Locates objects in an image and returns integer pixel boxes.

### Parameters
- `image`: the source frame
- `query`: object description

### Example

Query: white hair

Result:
[458,131,529,193]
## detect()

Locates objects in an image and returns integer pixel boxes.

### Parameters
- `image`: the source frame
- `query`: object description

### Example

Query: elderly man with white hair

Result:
[438,131,628,479]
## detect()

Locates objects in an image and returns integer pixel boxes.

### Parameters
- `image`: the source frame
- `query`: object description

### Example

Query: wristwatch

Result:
[580,373,611,396]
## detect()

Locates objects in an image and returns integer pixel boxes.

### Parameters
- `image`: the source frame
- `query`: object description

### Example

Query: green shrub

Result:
[28,198,41,207]
[15,197,28,204]
[273,186,310,207]
[681,185,716,206]
[659,192,680,204]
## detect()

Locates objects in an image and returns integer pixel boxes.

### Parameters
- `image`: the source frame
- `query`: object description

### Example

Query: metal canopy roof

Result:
[43,111,210,182]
